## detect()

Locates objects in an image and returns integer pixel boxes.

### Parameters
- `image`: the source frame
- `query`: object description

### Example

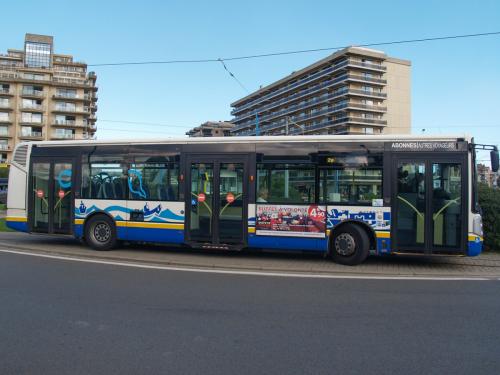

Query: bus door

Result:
[30,158,74,235]
[185,155,248,249]
[391,155,467,254]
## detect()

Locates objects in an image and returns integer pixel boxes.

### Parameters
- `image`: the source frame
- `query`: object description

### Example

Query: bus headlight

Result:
[473,214,483,237]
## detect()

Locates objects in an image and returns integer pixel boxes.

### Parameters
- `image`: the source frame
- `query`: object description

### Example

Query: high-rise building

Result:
[186,121,234,137]
[230,47,410,136]
[0,33,97,164]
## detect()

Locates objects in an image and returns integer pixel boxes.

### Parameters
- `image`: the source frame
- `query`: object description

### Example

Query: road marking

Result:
[0,248,495,281]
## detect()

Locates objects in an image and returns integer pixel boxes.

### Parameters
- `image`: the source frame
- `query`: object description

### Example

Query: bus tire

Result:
[330,224,370,266]
[85,214,117,251]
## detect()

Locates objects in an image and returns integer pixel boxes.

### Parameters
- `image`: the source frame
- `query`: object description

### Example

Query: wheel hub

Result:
[94,223,111,243]
[335,233,356,256]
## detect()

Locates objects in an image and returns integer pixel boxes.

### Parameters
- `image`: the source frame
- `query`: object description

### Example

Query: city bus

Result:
[6,135,498,265]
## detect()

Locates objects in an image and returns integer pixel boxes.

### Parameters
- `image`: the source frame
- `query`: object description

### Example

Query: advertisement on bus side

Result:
[256,204,326,238]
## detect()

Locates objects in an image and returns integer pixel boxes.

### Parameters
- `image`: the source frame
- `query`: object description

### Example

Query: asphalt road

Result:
[1,252,500,375]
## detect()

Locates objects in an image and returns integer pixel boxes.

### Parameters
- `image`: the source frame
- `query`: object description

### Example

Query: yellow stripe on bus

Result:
[375,231,391,238]
[468,234,483,242]
[74,219,183,230]
[126,222,184,230]
[248,227,256,233]
[6,217,27,222]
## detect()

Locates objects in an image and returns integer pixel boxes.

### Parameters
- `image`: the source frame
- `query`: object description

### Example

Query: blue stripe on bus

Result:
[467,239,482,256]
[73,224,184,244]
[6,220,28,232]
[248,234,328,252]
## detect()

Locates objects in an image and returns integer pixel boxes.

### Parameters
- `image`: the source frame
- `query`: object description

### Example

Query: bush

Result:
[478,183,500,251]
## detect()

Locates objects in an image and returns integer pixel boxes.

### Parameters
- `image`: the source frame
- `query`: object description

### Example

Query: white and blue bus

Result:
[6,135,498,265]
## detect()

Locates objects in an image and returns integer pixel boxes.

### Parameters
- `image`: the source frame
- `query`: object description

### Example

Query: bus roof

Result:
[24,134,472,148]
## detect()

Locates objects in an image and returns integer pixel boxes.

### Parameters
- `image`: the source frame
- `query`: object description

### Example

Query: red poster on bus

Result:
[198,193,206,202]
[256,204,326,238]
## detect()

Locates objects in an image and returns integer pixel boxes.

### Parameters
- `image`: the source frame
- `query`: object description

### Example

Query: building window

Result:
[53,128,75,139]
[0,126,8,136]
[22,99,42,109]
[0,112,8,121]
[0,98,8,107]
[257,163,316,204]
[56,88,77,98]
[21,126,42,137]
[22,85,43,96]
[55,102,76,111]
[21,112,42,123]
[25,41,51,68]
[0,140,8,151]
[129,157,179,201]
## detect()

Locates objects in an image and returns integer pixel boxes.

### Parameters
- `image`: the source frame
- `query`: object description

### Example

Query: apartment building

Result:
[0,34,97,163]
[186,121,234,137]
[230,47,410,136]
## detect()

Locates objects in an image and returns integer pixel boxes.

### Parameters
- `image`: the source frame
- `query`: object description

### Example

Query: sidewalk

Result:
[0,232,499,278]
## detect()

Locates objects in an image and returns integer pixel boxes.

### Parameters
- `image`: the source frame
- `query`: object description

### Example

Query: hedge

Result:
[478,183,500,251]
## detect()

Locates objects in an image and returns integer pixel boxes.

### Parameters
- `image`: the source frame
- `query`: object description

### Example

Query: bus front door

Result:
[186,155,248,249]
[30,158,74,235]
[392,156,467,254]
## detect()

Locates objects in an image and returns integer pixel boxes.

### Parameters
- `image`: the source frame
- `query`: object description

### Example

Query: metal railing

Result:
[231,60,351,115]
[19,131,43,139]
[53,93,81,99]
[22,89,44,97]
[51,132,75,139]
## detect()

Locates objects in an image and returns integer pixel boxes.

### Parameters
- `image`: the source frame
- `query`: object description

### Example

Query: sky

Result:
[2,0,500,163]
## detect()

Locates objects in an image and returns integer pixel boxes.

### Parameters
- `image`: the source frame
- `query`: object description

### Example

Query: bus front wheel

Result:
[85,215,117,251]
[330,224,370,266]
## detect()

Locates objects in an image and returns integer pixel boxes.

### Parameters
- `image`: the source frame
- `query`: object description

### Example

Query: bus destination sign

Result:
[386,141,467,152]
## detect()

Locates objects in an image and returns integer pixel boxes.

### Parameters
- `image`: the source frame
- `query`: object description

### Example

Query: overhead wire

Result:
[88,31,500,67]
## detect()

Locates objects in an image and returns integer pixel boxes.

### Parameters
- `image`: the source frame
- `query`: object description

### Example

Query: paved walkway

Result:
[0,232,499,278]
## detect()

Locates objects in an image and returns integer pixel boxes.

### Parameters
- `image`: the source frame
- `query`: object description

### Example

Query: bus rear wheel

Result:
[330,224,370,266]
[85,215,117,251]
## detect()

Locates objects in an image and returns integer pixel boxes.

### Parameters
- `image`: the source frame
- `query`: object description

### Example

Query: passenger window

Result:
[257,163,315,204]
[319,153,383,205]
[81,156,127,200]
[129,157,179,201]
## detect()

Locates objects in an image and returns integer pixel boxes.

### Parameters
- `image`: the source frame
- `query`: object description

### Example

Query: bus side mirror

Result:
[491,149,499,172]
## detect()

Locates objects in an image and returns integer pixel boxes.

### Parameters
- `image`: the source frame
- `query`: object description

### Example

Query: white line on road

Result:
[0,248,495,281]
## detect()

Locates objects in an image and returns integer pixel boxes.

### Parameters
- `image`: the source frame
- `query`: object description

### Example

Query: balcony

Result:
[347,117,387,125]
[0,102,12,110]
[20,104,44,112]
[0,131,12,138]
[52,106,87,114]
[0,88,13,96]
[231,60,351,115]
[51,132,75,140]
[0,116,12,124]
[53,93,83,101]
[232,85,347,127]
[346,73,386,85]
[232,79,350,124]
[52,120,86,128]
[234,103,349,134]
[0,144,11,151]
[346,59,386,71]
[346,102,387,112]
[348,89,387,99]
[21,90,44,98]
[19,120,44,126]
[18,131,44,140]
